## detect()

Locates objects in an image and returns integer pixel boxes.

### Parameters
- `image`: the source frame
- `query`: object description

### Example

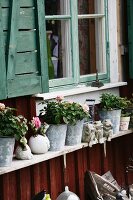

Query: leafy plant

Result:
[0,103,28,147]
[29,116,49,136]
[39,96,89,125]
[121,112,131,117]
[99,93,130,111]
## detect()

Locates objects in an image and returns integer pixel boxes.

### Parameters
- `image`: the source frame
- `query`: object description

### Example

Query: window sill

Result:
[34,82,127,100]
[0,129,132,176]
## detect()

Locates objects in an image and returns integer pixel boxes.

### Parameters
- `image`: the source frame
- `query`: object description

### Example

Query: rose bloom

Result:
[68,100,73,104]
[0,103,5,111]
[56,95,64,102]
[32,117,41,128]
[82,104,89,113]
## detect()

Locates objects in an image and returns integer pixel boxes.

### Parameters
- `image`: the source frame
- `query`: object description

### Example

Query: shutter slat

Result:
[6,0,49,98]
[7,75,42,98]
[0,0,7,99]
[2,0,34,7]
[7,0,20,80]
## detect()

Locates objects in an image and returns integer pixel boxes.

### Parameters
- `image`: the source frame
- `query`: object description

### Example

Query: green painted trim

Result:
[0,1,7,99]
[78,14,105,19]
[70,0,80,84]
[7,74,42,98]
[79,0,109,84]
[45,15,71,20]
[47,0,110,91]
[7,0,19,80]
[80,73,108,83]
[105,0,110,80]
[49,77,74,87]
[35,0,49,92]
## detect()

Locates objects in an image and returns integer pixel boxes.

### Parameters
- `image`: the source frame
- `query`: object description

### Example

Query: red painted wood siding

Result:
[0,96,133,200]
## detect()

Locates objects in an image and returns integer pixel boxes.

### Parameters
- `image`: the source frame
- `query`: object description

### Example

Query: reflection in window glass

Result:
[78,0,104,15]
[78,18,106,75]
[78,0,106,76]
[45,0,70,15]
[45,0,72,79]
[46,20,72,79]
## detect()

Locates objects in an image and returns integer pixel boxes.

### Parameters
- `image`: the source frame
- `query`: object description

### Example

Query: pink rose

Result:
[32,117,41,128]
[56,95,64,102]
[82,104,89,112]
[0,103,5,111]
[68,100,73,104]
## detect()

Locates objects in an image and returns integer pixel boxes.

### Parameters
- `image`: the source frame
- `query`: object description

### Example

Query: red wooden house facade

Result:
[0,0,133,199]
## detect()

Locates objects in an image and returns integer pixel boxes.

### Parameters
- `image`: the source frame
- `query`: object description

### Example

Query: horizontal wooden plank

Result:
[0,143,88,175]
[0,130,133,175]
[17,31,37,52]
[2,8,10,30]
[7,75,42,98]
[15,51,38,74]
[19,8,35,29]
[2,0,34,7]
[3,30,37,52]
[2,8,35,30]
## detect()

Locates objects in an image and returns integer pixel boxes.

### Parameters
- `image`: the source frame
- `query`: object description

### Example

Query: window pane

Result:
[78,0,104,15]
[78,18,106,75]
[45,0,70,15]
[46,20,72,79]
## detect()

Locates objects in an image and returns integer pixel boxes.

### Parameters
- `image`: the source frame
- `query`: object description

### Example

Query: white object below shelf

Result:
[0,129,133,175]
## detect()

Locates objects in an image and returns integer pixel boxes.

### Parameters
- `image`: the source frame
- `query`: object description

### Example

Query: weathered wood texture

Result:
[0,137,133,200]
[1,0,48,99]
[0,95,133,200]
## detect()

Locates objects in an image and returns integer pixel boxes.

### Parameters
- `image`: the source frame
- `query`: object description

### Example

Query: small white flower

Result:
[82,104,89,112]
[0,103,5,111]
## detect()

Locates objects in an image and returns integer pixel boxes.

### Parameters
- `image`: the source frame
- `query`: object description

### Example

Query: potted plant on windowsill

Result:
[119,98,132,131]
[0,103,29,166]
[28,117,50,154]
[99,93,129,134]
[39,96,89,150]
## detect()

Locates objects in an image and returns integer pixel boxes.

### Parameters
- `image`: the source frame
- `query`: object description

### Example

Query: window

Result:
[0,0,109,100]
[44,0,109,90]
[45,0,73,87]
[78,0,106,75]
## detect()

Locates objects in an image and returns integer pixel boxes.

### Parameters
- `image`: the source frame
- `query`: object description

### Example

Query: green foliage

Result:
[29,117,49,136]
[39,97,89,125]
[100,93,130,111]
[0,103,28,144]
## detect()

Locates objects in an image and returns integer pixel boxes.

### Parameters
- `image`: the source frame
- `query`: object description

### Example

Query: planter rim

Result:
[0,136,15,138]
[99,109,121,112]
[120,116,130,120]
[48,123,67,126]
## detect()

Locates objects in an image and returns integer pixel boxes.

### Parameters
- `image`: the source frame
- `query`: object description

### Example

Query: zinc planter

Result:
[65,120,84,146]
[99,109,121,134]
[46,124,67,151]
[0,136,15,167]
[120,116,130,131]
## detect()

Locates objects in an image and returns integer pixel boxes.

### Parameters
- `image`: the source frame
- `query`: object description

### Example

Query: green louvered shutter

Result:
[5,0,49,98]
[127,0,133,79]
[0,0,7,99]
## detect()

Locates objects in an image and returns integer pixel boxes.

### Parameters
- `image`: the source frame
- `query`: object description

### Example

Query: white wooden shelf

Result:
[0,129,133,175]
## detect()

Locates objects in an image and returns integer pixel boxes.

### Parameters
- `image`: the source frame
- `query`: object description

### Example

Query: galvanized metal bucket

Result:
[0,136,15,167]
[46,124,67,151]
[99,109,121,134]
[65,120,84,146]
